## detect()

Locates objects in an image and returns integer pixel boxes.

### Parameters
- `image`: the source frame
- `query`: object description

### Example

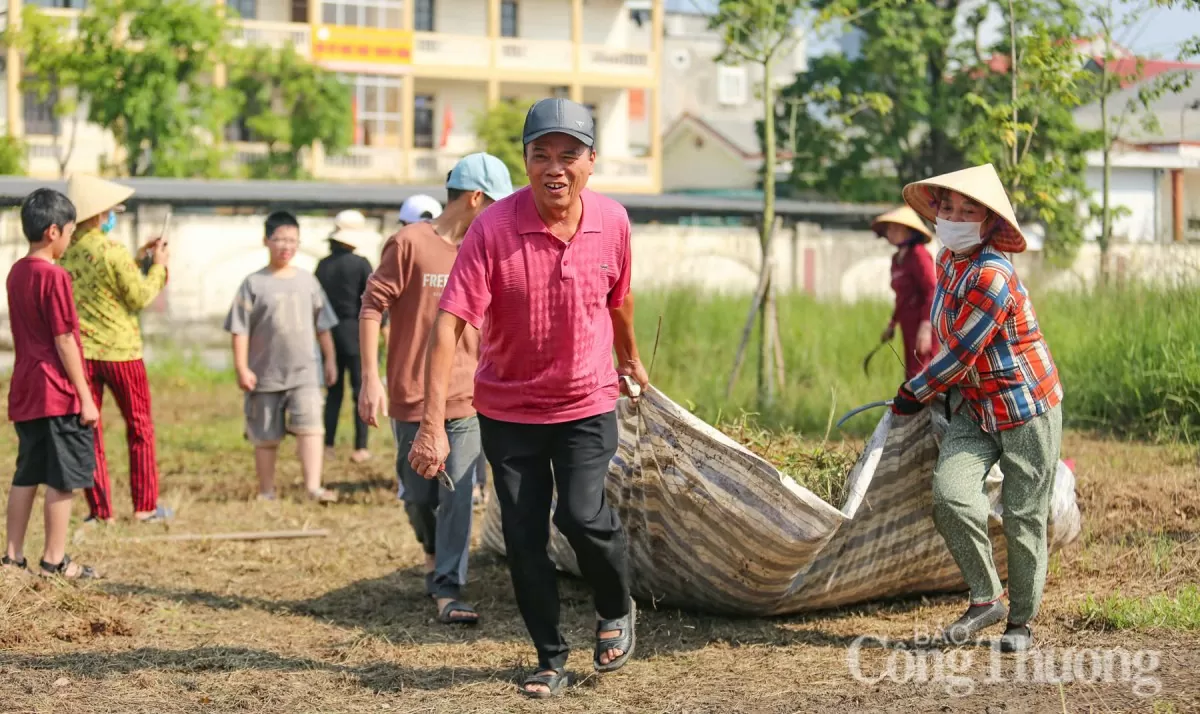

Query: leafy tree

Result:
[74,0,236,177]
[776,0,1102,259]
[228,44,353,180]
[1083,0,1200,257]
[473,99,530,186]
[956,0,1102,261]
[1,7,84,177]
[0,135,27,176]
[709,0,807,411]
[777,0,961,203]
[712,0,895,411]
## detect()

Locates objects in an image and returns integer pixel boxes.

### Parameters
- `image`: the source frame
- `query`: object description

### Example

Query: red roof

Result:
[1092,57,1200,88]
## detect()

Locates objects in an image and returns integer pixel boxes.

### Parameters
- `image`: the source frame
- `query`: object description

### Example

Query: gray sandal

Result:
[520,669,571,699]
[436,599,479,625]
[594,599,636,672]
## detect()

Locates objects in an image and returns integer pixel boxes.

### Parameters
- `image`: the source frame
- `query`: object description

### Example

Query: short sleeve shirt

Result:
[438,186,633,424]
[6,257,84,422]
[223,268,338,393]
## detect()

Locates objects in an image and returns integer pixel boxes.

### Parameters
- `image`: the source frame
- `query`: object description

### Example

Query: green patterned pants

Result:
[931,404,1063,626]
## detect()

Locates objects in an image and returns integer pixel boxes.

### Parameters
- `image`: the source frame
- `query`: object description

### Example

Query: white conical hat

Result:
[871,205,933,243]
[67,174,135,224]
[902,164,1027,253]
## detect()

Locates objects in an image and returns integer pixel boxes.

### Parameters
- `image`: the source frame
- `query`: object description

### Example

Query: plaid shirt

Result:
[907,245,1062,432]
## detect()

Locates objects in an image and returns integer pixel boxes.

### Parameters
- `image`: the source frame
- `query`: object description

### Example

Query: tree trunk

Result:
[725,265,771,400]
[1100,10,1113,280]
[758,52,778,411]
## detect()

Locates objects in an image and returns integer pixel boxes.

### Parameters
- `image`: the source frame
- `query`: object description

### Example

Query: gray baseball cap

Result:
[522,97,595,148]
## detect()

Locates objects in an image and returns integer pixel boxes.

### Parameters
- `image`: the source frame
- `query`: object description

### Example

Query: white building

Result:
[658,8,804,194]
[1,0,664,193]
[1074,57,1200,243]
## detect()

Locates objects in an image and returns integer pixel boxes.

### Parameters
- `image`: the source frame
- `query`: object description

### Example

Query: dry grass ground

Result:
[0,377,1197,713]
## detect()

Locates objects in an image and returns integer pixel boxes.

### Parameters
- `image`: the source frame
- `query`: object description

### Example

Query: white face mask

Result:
[936,217,984,254]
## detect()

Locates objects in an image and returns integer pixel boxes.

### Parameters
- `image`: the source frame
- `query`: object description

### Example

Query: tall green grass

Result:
[633,283,1200,443]
[130,284,1200,443]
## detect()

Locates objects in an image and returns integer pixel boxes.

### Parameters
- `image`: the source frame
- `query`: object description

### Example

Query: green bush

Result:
[633,283,1200,443]
[0,134,27,176]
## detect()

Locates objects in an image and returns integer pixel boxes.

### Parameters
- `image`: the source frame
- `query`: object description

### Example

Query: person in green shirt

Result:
[60,174,171,524]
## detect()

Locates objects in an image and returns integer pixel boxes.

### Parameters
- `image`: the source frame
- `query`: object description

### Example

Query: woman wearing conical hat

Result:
[888,164,1064,653]
[60,174,173,525]
[872,206,937,380]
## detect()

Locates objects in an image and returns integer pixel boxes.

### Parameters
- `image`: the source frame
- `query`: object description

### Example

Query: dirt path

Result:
[0,385,1196,713]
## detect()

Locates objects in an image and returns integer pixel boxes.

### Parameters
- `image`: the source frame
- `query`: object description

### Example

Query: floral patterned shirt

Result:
[59,228,167,362]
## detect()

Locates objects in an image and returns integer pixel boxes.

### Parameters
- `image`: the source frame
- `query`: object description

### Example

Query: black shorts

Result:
[13,415,96,492]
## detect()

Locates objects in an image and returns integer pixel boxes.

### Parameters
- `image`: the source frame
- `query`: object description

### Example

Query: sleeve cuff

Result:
[439,300,484,330]
[908,377,937,402]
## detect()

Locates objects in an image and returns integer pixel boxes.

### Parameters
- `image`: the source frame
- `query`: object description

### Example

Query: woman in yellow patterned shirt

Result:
[60,175,171,524]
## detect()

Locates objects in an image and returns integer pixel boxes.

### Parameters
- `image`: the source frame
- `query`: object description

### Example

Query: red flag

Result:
[439,105,455,149]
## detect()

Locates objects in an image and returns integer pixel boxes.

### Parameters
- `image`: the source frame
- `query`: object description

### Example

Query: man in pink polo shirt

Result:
[408,97,649,698]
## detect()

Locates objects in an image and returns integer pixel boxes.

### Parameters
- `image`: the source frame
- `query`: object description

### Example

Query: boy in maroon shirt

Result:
[3,188,100,579]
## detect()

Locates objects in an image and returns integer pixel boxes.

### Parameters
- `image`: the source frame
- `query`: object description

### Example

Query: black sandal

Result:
[1,555,27,570]
[39,554,99,580]
[519,668,571,699]
[436,599,479,625]
[593,599,636,673]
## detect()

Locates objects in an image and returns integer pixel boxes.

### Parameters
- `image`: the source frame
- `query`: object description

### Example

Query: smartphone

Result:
[140,208,172,274]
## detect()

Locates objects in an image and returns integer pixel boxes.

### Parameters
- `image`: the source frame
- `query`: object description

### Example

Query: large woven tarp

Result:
[480,387,1083,617]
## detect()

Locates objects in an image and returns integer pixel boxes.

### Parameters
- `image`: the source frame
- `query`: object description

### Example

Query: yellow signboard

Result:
[312,25,413,67]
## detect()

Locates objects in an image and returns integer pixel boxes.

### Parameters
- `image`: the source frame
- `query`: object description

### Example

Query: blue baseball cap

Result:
[446,153,514,202]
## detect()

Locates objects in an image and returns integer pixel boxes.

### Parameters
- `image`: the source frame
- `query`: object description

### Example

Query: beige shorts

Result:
[243,386,324,446]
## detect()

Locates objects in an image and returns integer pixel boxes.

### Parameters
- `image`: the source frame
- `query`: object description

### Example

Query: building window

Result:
[350,74,403,148]
[322,0,403,28]
[414,0,434,31]
[225,117,256,143]
[31,0,86,7]
[23,90,58,136]
[716,65,748,106]
[228,0,256,19]
[414,95,435,149]
[501,0,518,37]
[291,0,308,22]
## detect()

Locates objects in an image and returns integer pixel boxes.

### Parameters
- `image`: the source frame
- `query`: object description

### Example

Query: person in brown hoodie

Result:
[358,154,514,625]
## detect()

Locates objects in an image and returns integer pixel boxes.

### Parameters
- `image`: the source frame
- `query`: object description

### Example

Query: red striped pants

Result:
[84,359,159,519]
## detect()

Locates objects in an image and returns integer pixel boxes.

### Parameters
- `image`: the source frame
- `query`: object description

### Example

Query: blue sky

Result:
[663,0,1200,60]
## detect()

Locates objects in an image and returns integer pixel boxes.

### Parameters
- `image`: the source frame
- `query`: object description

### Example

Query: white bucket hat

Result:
[67,174,135,224]
[902,164,1028,254]
[329,209,376,249]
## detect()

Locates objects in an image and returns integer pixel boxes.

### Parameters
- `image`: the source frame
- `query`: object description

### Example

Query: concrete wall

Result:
[4,213,1198,347]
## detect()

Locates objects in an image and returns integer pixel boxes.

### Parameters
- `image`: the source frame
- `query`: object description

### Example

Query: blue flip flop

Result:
[136,505,174,523]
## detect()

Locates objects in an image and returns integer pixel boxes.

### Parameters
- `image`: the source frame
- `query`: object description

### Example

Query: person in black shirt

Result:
[315,210,377,463]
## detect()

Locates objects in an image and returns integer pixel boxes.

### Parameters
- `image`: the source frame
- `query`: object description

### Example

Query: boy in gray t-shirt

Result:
[224,211,340,503]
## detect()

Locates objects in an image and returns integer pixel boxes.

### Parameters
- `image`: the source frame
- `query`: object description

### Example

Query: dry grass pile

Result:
[714,411,859,507]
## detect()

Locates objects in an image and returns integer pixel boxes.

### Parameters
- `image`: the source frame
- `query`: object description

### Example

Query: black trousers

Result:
[479,410,630,671]
[324,348,367,450]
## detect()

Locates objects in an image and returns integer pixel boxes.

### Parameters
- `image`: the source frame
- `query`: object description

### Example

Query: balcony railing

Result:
[316,146,405,181]
[230,20,311,57]
[495,38,574,73]
[579,45,652,76]
[412,32,491,68]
